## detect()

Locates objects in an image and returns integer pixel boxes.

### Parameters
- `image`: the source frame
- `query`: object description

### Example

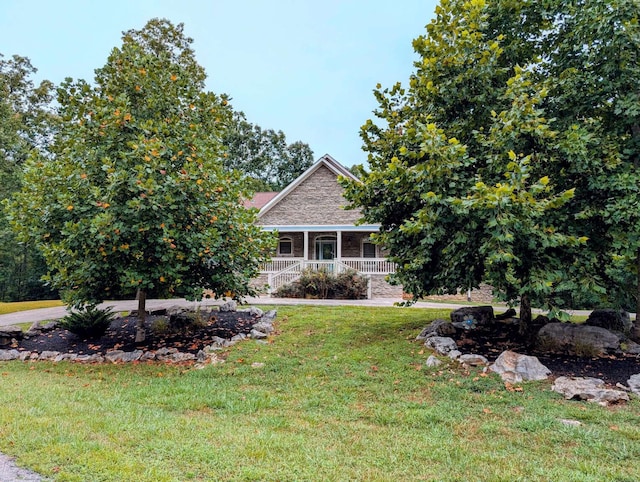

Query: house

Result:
[252,154,402,298]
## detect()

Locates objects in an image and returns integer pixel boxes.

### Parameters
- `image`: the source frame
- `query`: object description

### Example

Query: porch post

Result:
[336,230,342,261]
[303,230,309,263]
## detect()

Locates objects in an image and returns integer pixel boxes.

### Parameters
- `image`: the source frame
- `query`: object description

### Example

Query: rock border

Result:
[0,305,277,368]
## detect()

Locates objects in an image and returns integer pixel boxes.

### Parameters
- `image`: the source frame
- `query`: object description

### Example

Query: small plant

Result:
[60,305,116,339]
[275,268,368,299]
[151,317,170,335]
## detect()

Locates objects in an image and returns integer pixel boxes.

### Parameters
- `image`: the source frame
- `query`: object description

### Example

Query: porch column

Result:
[336,230,342,262]
[303,231,309,262]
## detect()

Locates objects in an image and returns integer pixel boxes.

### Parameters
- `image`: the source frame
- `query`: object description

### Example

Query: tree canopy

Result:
[223,111,314,191]
[343,0,639,324]
[0,54,56,301]
[7,19,275,340]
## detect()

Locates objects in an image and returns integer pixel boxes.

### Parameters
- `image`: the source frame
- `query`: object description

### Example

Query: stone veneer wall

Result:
[369,274,404,299]
[258,165,362,226]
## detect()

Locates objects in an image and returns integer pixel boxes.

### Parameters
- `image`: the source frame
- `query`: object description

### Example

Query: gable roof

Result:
[257,154,359,219]
[244,191,279,209]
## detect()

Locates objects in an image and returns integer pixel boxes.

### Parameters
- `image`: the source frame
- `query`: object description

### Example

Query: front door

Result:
[316,239,336,260]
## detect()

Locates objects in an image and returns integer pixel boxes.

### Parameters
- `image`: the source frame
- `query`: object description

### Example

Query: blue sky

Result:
[0,1,437,167]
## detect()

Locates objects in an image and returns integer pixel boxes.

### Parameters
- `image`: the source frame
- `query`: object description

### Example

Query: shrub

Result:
[60,306,116,338]
[275,268,368,300]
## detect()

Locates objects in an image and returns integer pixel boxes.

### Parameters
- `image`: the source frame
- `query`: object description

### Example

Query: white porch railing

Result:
[333,258,396,274]
[260,257,304,273]
[264,258,396,294]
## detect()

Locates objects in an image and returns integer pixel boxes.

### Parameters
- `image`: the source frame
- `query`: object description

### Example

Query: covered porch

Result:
[259,225,396,295]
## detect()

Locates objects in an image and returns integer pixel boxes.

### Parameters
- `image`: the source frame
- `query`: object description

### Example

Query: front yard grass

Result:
[0,305,638,481]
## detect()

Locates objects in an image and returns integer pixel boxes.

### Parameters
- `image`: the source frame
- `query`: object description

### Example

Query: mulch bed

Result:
[18,311,259,356]
[454,321,640,386]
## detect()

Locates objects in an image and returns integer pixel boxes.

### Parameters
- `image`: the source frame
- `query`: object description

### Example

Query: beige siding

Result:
[258,165,362,225]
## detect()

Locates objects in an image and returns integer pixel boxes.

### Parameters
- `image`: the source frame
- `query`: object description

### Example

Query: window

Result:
[278,237,293,256]
[362,240,376,258]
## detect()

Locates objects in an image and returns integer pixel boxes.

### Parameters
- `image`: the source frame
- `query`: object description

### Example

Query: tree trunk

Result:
[518,293,532,339]
[135,288,147,343]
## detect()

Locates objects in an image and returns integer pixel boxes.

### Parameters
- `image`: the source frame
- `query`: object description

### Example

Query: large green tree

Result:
[0,54,56,301]
[343,0,638,324]
[7,19,274,341]
[223,111,314,191]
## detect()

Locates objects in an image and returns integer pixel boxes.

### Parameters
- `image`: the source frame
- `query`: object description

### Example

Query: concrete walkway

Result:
[0,296,596,327]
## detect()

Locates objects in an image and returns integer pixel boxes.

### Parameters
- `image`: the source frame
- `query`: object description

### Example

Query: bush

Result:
[60,306,116,338]
[275,268,368,300]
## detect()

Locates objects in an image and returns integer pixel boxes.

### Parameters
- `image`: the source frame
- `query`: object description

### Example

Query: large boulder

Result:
[489,350,551,383]
[424,336,458,355]
[585,309,631,334]
[416,319,457,340]
[537,322,622,355]
[450,306,494,327]
[551,376,630,405]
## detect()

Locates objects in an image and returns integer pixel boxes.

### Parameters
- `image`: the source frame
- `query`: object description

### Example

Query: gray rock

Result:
[120,350,143,363]
[231,333,247,342]
[450,306,494,326]
[416,319,457,340]
[252,321,274,334]
[19,351,32,361]
[38,351,61,360]
[627,374,640,395]
[75,354,105,363]
[140,352,156,362]
[424,336,458,355]
[219,300,237,312]
[0,349,20,361]
[458,354,489,366]
[425,355,442,367]
[630,322,640,343]
[250,329,268,339]
[168,352,196,363]
[196,350,208,362]
[585,309,631,334]
[0,325,23,346]
[104,350,126,363]
[537,322,622,355]
[155,347,178,356]
[623,340,640,354]
[448,350,462,360]
[489,350,551,383]
[241,306,264,317]
[262,309,277,323]
[552,376,630,405]
[54,353,78,362]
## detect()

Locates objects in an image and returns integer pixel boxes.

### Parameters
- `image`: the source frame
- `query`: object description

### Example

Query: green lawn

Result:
[0,305,638,481]
[0,300,63,315]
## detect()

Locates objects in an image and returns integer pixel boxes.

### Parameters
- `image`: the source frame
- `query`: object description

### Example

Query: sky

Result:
[0,0,438,167]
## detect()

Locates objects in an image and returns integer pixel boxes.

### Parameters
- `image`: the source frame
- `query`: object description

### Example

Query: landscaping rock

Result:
[250,329,268,339]
[0,349,20,361]
[551,376,630,405]
[261,309,277,323]
[623,340,640,354]
[0,325,23,346]
[585,309,631,334]
[104,350,126,363]
[242,307,264,317]
[416,319,457,340]
[252,321,274,335]
[458,354,488,366]
[38,351,61,360]
[627,374,640,396]
[450,306,494,326]
[219,300,237,312]
[489,350,551,383]
[424,336,458,355]
[537,322,622,355]
[425,355,442,367]
[448,349,462,360]
[630,322,640,343]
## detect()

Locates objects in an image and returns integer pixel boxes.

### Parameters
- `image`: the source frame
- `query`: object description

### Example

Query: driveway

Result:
[0,297,596,328]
